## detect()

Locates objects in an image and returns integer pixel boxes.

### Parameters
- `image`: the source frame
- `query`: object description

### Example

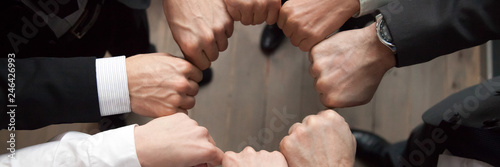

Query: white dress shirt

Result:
[0,125,141,167]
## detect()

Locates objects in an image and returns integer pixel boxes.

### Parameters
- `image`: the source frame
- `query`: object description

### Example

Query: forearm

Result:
[0,125,140,166]
[379,0,500,67]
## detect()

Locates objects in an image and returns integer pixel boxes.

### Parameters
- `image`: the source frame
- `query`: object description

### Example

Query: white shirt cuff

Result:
[95,56,131,116]
[86,124,141,166]
[0,125,141,167]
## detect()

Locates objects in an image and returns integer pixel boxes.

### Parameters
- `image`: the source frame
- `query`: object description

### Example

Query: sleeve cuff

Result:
[355,0,393,17]
[95,56,131,116]
[87,124,141,166]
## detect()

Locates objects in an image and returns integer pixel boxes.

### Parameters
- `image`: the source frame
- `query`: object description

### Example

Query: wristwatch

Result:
[375,13,397,53]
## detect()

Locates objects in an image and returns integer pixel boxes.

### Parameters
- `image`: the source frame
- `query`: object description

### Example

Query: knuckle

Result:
[203,33,215,44]
[181,42,199,55]
[174,79,190,92]
[323,110,342,122]
[243,146,255,153]
[197,126,209,136]
[320,94,338,108]
[299,44,310,52]
[279,136,293,152]
[293,125,307,136]
[310,63,322,76]
[304,115,319,126]
[315,78,329,93]
[169,94,183,107]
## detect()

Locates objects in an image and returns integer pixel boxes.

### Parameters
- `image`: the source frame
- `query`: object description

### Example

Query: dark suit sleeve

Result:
[0,57,101,130]
[378,0,500,67]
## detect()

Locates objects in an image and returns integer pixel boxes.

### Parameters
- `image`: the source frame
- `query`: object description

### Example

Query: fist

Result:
[126,53,202,117]
[134,113,224,167]
[223,147,288,167]
[225,0,281,25]
[280,110,356,167]
[164,0,234,70]
[277,0,360,51]
[309,23,395,108]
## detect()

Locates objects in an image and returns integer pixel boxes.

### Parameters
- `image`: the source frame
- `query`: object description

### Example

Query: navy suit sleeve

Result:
[0,57,101,130]
[379,0,500,67]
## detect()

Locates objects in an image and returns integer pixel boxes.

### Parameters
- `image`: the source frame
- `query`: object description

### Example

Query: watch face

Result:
[380,21,393,43]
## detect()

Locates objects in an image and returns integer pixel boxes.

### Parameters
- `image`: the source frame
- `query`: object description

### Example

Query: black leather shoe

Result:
[352,129,390,167]
[198,67,213,87]
[260,24,285,55]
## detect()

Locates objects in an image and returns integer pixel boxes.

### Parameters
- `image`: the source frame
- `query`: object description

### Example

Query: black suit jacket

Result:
[0,57,101,130]
[379,0,500,67]
[0,1,119,130]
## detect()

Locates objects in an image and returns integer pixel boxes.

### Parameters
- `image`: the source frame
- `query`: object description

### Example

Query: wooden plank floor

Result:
[0,1,485,162]
[136,0,486,153]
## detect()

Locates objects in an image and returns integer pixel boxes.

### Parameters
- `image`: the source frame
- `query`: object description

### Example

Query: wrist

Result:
[366,23,396,70]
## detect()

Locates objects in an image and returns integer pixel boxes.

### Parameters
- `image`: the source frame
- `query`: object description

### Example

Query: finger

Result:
[180,45,210,71]
[282,21,296,38]
[184,50,211,70]
[215,31,229,52]
[308,52,314,64]
[193,163,208,167]
[313,78,322,93]
[240,8,253,25]
[277,5,287,29]
[226,5,241,21]
[186,80,200,96]
[265,0,280,25]
[299,37,322,52]
[253,4,267,25]
[225,18,235,38]
[309,65,315,78]
[179,95,196,110]
[186,64,203,82]
[206,147,225,167]
[289,31,305,47]
[318,109,340,120]
[302,115,314,125]
[202,37,219,62]
[288,122,301,135]
[266,8,279,25]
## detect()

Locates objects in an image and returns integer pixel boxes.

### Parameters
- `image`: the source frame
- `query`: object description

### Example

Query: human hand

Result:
[222,147,288,167]
[126,53,202,117]
[224,0,281,25]
[280,110,356,167]
[163,0,234,70]
[134,113,224,167]
[277,0,360,51]
[309,23,395,108]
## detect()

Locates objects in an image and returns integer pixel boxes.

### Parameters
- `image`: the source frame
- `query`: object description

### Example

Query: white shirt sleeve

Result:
[354,0,394,17]
[0,125,141,167]
[95,56,132,116]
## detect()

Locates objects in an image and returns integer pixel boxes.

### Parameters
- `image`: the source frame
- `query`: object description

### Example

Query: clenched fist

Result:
[126,53,202,117]
[225,0,281,25]
[309,23,395,108]
[164,0,234,70]
[223,147,288,167]
[135,113,224,167]
[280,110,356,167]
[277,0,360,51]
